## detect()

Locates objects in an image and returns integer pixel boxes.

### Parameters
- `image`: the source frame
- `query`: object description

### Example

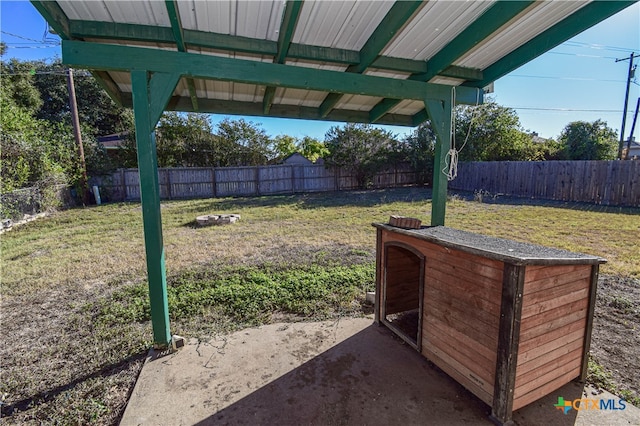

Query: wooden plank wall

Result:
[512,264,592,410]
[384,245,421,315]
[95,163,416,201]
[381,231,504,405]
[449,161,640,207]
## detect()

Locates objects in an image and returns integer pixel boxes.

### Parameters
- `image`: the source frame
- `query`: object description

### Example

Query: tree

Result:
[273,135,298,160]
[404,121,436,184]
[454,99,536,161]
[324,123,396,188]
[557,120,617,160]
[0,76,77,192]
[0,58,43,115]
[216,118,273,165]
[299,136,329,163]
[30,60,133,137]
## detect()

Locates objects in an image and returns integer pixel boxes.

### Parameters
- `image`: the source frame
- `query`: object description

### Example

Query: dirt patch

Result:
[1,273,638,424]
[590,274,640,401]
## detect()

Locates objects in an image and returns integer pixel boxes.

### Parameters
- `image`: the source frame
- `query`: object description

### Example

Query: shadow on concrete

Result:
[186,324,581,426]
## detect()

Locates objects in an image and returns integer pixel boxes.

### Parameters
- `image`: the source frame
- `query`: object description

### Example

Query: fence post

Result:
[166,169,172,200]
[211,167,217,197]
[120,169,126,201]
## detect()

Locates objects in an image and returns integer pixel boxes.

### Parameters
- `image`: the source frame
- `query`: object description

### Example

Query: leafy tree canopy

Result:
[299,136,329,163]
[26,60,133,137]
[324,123,397,188]
[453,99,538,161]
[404,121,436,184]
[557,120,618,160]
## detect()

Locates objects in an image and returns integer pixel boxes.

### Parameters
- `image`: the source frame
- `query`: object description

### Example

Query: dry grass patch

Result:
[1,188,638,424]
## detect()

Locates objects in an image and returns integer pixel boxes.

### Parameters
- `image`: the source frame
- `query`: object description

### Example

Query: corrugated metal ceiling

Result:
[40,0,633,126]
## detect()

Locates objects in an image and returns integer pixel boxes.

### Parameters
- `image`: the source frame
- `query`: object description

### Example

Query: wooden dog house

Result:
[373,223,604,425]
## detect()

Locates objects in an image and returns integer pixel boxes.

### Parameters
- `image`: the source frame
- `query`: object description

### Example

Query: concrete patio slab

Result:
[121,317,639,425]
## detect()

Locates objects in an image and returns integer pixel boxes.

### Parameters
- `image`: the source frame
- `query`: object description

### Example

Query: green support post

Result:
[424,97,452,226]
[131,70,177,348]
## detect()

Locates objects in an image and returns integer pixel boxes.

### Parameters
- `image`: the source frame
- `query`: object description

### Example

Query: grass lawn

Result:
[1,187,638,424]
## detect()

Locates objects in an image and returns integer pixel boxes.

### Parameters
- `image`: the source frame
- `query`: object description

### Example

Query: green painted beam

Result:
[69,20,175,43]
[370,1,531,123]
[351,1,423,74]
[423,98,452,226]
[275,1,303,64]
[170,96,417,126]
[164,1,198,111]
[115,94,417,126]
[318,93,343,118]
[185,29,277,55]
[466,1,637,88]
[91,71,124,106]
[131,70,171,348]
[369,98,404,123]
[412,109,429,127]
[148,72,181,126]
[417,1,535,82]
[288,43,358,64]
[319,1,422,117]
[370,56,426,74]
[62,40,482,104]
[68,18,482,80]
[440,65,483,82]
[262,87,277,114]
[165,0,186,51]
[186,79,199,112]
[30,1,71,40]
[264,0,304,114]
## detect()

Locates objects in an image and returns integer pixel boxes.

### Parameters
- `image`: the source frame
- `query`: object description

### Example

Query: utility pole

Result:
[625,97,639,159]
[66,68,89,204]
[615,53,638,159]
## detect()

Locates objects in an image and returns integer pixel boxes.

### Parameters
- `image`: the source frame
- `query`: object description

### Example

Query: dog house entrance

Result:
[382,243,424,350]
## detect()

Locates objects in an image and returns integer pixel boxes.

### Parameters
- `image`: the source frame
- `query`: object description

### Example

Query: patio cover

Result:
[31,0,635,356]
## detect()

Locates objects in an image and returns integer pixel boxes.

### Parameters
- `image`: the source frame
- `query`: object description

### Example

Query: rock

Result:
[196,214,241,227]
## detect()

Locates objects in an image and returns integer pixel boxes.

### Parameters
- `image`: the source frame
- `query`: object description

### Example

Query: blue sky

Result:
[1,1,638,142]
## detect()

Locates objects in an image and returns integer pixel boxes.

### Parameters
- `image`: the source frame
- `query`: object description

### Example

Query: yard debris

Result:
[388,215,421,229]
[196,214,241,227]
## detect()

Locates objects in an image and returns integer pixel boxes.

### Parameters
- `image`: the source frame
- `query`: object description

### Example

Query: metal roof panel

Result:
[455,1,591,69]
[382,1,494,60]
[60,0,170,26]
[292,1,394,50]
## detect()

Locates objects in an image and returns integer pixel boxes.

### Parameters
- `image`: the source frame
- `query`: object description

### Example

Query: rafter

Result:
[91,71,124,106]
[67,19,483,80]
[165,0,198,111]
[318,1,423,118]
[169,97,418,127]
[465,0,636,88]
[369,1,534,123]
[263,1,304,114]
[30,1,71,40]
[63,40,482,105]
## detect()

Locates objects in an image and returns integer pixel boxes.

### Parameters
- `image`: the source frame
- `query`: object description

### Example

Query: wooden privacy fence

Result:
[95,163,417,202]
[449,160,640,207]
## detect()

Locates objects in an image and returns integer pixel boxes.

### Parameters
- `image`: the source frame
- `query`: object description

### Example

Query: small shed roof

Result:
[32,1,634,127]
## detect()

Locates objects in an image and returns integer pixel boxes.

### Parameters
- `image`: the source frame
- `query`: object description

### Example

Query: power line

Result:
[561,40,638,54]
[506,74,628,83]
[509,107,626,113]
[0,30,60,45]
[548,51,620,60]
